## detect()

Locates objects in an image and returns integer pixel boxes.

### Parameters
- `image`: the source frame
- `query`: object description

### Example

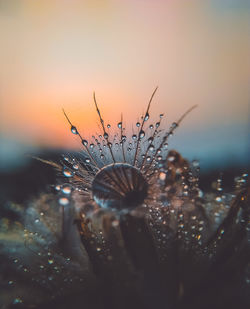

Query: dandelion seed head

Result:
[1,90,249,308]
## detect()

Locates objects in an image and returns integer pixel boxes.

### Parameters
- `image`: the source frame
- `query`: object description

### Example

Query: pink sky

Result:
[0,0,249,154]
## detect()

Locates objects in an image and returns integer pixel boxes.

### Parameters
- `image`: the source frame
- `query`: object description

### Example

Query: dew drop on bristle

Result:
[139,130,145,139]
[132,134,137,140]
[136,122,140,127]
[117,122,122,129]
[92,163,148,210]
[82,139,88,146]
[63,168,74,178]
[73,163,79,170]
[59,197,69,206]
[144,112,149,121]
[61,185,72,195]
[71,126,78,134]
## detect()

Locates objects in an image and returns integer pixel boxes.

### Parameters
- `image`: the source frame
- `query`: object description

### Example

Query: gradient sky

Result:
[0,0,249,169]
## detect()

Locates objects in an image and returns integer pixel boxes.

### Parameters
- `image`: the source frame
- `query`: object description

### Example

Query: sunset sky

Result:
[0,0,249,169]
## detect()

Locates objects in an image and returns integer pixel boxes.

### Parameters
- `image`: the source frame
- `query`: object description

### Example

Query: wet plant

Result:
[0,89,249,309]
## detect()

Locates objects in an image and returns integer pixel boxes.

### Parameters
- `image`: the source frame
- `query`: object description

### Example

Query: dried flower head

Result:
[0,90,249,309]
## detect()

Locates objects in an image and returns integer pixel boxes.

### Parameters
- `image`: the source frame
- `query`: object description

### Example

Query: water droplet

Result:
[107,124,111,128]
[63,168,74,178]
[35,219,40,223]
[90,143,94,148]
[48,259,54,265]
[104,132,109,139]
[139,130,145,138]
[167,156,175,162]
[8,280,14,285]
[13,298,23,304]
[73,163,79,170]
[132,134,137,140]
[71,126,78,134]
[149,145,154,151]
[146,156,151,162]
[117,122,122,129]
[156,122,160,128]
[85,158,90,164]
[215,196,222,202]
[171,122,178,129]
[62,185,71,195]
[59,197,69,206]
[92,163,148,210]
[149,124,154,129]
[144,113,149,121]
[163,143,168,149]
[82,139,88,146]
[159,172,166,181]
[55,185,61,191]
[160,114,164,118]
[192,160,199,167]
[136,122,140,127]
[100,154,104,159]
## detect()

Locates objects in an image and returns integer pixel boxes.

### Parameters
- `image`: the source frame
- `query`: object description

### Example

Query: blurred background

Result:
[0,0,249,202]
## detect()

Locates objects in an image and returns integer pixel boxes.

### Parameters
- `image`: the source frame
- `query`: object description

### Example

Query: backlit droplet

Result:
[117,122,122,129]
[82,139,88,146]
[144,112,149,121]
[132,134,137,140]
[159,172,166,181]
[104,132,109,139]
[136,122,140,127]
[48,259,54,265]
[172,122,178,129]
[59,197,69,206]
[71,126,78,134]
[73,163,79,170]
[139,130,145,138]
[62,185,72,195]
[63,168,74,178]
[107,124,111,128]
[13,298,23,304]
[92,163,148,210]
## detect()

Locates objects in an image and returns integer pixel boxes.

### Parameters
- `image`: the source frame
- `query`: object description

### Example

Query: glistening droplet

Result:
[92,163,148,211]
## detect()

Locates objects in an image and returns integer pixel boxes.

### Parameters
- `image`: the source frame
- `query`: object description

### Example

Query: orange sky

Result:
[0,0,249,154]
